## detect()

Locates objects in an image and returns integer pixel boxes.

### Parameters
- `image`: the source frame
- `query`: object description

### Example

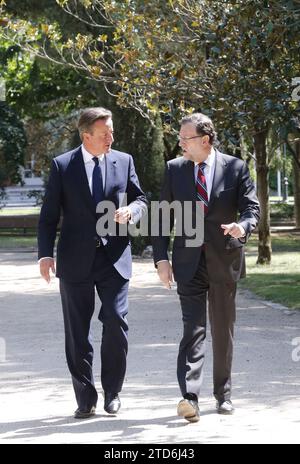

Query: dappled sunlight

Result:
[1,252,300,443]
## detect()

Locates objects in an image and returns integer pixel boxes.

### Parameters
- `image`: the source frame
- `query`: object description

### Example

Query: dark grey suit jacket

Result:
[152,150,260,284]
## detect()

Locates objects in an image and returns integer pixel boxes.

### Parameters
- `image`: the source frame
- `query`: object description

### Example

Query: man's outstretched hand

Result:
[221,223,246,239]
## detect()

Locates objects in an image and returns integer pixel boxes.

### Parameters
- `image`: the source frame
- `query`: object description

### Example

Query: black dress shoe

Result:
[177,399,200,423]
[104,392,121,414]
[216,400,234,415]
[74,405,96,419]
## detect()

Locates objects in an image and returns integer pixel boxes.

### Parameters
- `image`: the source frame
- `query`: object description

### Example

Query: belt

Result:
[95,238,102,248]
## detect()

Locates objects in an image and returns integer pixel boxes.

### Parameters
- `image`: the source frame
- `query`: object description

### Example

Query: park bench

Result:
[0,215,40,236]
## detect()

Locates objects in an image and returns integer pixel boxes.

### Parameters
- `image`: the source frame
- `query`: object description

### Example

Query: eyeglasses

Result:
[177,135,203,142]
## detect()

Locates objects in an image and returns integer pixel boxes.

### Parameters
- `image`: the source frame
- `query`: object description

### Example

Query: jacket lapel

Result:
[182,159,198,201]
[72,147,96,213]
[208,150,227,208]
[104,150,118,197]
[72,148,118,213]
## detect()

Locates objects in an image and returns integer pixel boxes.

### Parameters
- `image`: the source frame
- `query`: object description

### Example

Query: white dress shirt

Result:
[82,145,133,223]
[81,144,106,192]
[194,147,216,201]
[156,148,216,265]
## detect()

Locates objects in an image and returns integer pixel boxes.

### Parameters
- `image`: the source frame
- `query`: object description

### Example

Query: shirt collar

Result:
[194,147,216,167]
[81,144,105,164]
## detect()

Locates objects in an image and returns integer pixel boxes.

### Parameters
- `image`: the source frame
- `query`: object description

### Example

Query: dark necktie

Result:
[92,156,104,206]
[196,162,208,214]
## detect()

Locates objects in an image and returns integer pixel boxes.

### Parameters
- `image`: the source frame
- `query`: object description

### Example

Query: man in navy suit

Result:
[38,107,147,418]
[152,113,260,422]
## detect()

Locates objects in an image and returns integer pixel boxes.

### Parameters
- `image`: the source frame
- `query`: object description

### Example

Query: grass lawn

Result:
[0,235,37,248]
[269,196,294,204]
[240,234,300,310]
[0,207,40,216]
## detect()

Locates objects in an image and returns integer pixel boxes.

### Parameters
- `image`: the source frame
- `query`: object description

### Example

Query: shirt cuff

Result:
[128,206,135,224]
[38,257,53,263]
[156,260,169,265]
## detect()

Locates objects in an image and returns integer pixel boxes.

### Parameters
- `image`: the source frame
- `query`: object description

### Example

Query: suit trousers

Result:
[59,246,129,411]
[176,249,236,402]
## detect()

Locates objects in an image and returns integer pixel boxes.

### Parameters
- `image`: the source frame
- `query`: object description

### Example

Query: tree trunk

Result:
[293,140,300,228]
[254,128,272,264]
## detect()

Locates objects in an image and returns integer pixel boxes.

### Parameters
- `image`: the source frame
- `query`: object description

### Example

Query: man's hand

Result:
[221,222,246,239]
[114,207,131,224]
[157,261,174,290]
[40,258,56,283]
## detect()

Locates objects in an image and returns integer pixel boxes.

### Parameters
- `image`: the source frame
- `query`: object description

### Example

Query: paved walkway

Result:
[0,252,299,444]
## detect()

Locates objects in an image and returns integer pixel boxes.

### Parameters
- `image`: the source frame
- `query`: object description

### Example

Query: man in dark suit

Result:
[38,107,147,418]
[152,113,260,422]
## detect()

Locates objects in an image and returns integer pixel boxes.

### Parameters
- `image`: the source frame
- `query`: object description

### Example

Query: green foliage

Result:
[113,111,165,200]
[1,0,299,213]
[130,235,149,256]
[0,235,37,248]
[0,39,100,119]
[270,202,294,220]
[27,189,44,206]
[0,188,5,208]
[2,1,299,137]
[0,13,166,200]
[241,235,300,309]
[0,103,27,185]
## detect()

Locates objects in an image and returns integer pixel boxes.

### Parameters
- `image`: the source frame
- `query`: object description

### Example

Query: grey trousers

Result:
[176,250,236,402]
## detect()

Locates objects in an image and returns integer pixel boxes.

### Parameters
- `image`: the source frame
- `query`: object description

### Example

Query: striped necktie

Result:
[196,162,208,214]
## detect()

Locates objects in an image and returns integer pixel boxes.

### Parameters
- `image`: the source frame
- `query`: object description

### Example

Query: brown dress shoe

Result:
[177,399,200,423]
[74,406,96,419]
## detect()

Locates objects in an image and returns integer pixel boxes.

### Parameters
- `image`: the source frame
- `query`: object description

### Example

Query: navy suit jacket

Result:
[152,150,260,284]
[38,146,147,282]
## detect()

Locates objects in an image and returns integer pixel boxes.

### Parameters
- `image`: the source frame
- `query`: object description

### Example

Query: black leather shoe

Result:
[104,392,121,414]
[216,400,234,415]
[74,405,96,419]
[177,399,200,423]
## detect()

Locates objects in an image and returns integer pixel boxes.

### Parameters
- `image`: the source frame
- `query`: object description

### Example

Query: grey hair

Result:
[180,113,218,145]
[77,107,112,140]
